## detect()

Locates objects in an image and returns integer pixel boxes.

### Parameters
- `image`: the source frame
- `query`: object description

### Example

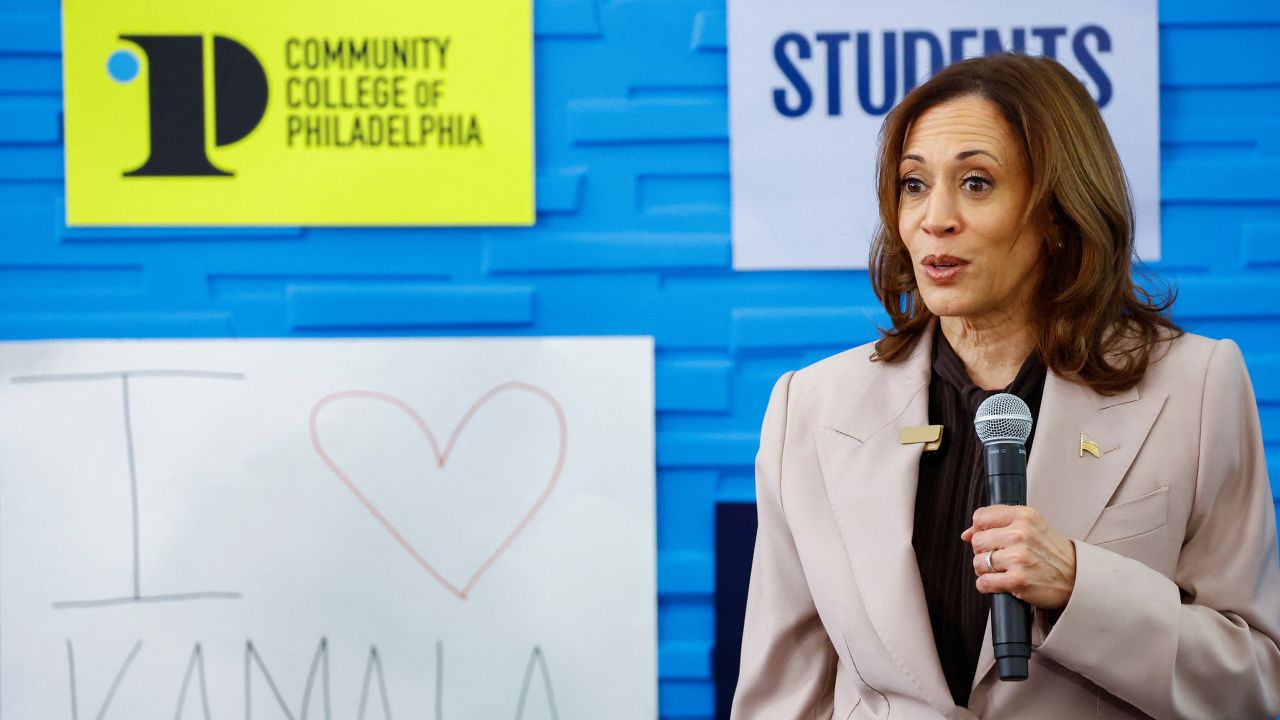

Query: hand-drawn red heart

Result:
[308,382,567,600]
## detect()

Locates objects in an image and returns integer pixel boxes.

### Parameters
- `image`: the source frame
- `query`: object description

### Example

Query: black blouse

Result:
[912,326,1046,707]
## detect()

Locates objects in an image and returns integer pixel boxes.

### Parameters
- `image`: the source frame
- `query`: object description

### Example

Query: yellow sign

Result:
[62,0,534,226]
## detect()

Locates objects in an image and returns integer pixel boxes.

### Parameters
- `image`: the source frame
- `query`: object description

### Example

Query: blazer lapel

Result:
[972,369,1168,690]
[813,331,957,714]
[1028,371,1167,539]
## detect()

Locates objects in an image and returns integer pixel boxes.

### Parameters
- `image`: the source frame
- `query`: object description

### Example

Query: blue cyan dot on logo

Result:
[107,50,140,83]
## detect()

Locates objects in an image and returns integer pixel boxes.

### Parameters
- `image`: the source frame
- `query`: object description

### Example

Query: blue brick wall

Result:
[2,1,1279,717]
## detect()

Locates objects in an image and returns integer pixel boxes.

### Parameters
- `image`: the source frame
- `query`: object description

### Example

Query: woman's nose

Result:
[921,188,960,237]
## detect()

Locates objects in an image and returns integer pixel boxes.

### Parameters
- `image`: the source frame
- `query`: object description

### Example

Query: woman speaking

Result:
[730,54,1280,719]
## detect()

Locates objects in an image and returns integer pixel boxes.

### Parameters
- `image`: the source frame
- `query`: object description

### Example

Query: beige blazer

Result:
[731,329,1280,720]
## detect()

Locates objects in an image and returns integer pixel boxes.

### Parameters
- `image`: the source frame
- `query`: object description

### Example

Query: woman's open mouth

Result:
[921,254,968,283]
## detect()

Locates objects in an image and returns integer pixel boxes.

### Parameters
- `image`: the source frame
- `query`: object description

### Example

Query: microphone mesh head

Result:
[974,393,1033,444]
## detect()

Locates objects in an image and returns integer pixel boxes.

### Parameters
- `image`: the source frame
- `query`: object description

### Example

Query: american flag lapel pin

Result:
[1079,432,1101,458]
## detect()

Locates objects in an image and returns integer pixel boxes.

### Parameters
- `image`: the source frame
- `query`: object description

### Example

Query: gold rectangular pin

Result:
[899,425,944,452]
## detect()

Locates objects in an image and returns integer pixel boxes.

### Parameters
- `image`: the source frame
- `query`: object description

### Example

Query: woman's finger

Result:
[973,548,1002,576]
[968,526,1027,554]
[971,504,1026,531]
[976,567,1030,597]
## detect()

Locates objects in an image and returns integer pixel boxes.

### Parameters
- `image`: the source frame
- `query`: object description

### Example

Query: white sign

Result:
[730,0,1160,270]
[0,337,655,719]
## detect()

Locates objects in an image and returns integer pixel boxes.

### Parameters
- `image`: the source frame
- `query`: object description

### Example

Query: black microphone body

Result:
[984,440,1032,681]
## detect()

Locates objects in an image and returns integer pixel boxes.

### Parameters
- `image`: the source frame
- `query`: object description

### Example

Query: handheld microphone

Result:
[973,393,1034,681]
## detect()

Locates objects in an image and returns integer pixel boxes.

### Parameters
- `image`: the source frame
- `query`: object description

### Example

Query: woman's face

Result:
[897,95,1045,329]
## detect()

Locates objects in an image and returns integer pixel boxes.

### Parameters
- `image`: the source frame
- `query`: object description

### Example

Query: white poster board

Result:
[0,337,655,719]
[730,0,1160,270]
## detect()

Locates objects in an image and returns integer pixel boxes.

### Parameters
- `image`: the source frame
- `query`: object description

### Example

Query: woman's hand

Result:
[961,505,1077,610]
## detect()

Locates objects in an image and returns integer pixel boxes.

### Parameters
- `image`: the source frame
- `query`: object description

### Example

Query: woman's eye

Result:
[963,176,992,192]
[900,177,925,194]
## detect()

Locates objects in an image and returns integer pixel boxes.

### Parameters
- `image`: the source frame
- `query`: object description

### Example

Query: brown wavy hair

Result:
[869,53,1179,394]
